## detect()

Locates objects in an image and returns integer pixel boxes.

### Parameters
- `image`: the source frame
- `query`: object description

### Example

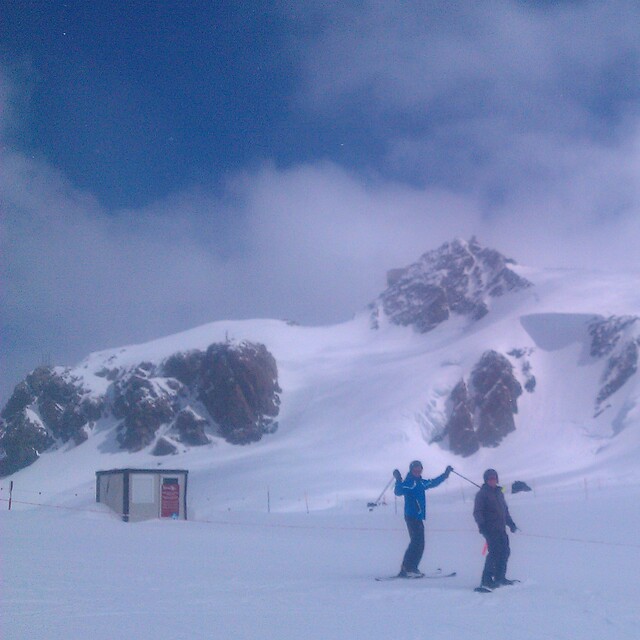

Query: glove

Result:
[444,465,453,477]
[393,469,402,482]
[509,523,518,533]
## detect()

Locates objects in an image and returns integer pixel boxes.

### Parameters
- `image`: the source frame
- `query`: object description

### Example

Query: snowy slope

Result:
[3,262,639,513]
[2,260,640,640]
[2,477,640,640]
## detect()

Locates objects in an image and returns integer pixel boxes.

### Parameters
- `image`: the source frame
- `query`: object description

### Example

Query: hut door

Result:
[160,477,180,518]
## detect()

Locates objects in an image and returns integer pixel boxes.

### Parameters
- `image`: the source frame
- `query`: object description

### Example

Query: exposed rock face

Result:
[597,341,638,406]
[589,315,638,358]
[163,351,202,387]
[0,412,53,476]
[112,367,177,452]
[472,351,522,447]
[507,348,537,393]
[163,342,281,445]
[589,316,639,416]
[151,437,179,456]
[444,351,523,456]
[0,367,103,475]
[173,408,210,446]
[2,367,104,442]
[197,343,280,444]
[445,380,477,456]
[0,341,281,476]
[372,238,532,332]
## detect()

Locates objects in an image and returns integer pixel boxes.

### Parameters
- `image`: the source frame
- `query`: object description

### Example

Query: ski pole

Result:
[374,476,394,503]
[451,470,481,488]
[368,477,395,509]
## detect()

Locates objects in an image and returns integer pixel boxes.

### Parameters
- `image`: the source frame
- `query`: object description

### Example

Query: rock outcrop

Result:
[0,367,104,475]
[444,380,477,456]
[173,408,210,446]
[371,238,532,333]
[589,316,639,416]
[0,411,53,476]
[112,366,177,452]
[507,348,537,393]
[163,341,281,445]
[443,351,523,456]
[0,341,281,476]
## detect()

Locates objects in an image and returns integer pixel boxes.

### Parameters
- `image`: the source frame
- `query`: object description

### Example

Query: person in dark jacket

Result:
[392,460,453,577]
[473,468,518,589]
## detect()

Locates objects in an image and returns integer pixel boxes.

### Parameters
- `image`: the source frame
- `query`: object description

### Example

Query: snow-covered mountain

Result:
[2,238,639,507]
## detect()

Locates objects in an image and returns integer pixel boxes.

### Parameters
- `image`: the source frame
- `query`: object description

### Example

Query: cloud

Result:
[220,162,481,313]
[287,0,640,270]
[2,2,640,402]
[3,130,638,402]
[299,2,640,124]
[294,1,640,211]
[0,122,483,401]
[0,60,479,400]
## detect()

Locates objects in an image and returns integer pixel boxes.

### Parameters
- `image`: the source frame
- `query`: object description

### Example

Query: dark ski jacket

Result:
[394,472,448,520]
[473,483,516,534]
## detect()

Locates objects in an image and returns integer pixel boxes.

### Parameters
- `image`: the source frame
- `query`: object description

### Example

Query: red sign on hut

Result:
[161,478,181,518]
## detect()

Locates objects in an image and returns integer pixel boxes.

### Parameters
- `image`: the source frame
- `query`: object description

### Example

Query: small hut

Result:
[96,468,188,522]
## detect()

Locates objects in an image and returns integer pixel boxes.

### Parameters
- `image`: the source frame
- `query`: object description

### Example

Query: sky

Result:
[1,0,640,404]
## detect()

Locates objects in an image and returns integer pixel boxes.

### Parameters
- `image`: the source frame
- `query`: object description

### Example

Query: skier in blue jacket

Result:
[393,460,453,577]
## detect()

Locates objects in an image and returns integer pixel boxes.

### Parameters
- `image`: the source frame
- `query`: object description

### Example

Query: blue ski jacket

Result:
[394,471,448,520]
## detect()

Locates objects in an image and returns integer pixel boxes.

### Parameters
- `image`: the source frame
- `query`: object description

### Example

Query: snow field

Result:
[2,484,639,640]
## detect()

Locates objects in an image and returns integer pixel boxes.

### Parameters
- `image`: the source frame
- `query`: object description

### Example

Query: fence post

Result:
[8,481,13,510]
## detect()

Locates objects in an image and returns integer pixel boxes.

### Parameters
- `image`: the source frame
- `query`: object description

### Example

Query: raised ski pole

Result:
[451,470,481,488]
[368,477,395,510]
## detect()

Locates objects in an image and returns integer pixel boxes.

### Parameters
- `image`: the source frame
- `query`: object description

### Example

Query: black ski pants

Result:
[402,516,425,572]
[481,529,510,586]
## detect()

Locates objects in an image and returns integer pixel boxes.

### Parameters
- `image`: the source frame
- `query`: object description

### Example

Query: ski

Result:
[375,569,456,582]
[474,586,494,593]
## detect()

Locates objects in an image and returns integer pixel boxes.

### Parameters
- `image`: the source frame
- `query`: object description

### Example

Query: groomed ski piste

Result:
[3,484,640,639]
[2,265,640,639]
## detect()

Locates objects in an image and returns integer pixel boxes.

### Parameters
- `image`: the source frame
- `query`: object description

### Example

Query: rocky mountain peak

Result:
[371,237,533,333]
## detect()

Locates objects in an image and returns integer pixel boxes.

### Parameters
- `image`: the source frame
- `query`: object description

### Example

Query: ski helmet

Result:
[409,460,423,471]
[483,468,499,483]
